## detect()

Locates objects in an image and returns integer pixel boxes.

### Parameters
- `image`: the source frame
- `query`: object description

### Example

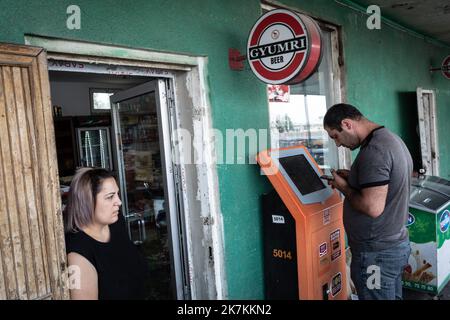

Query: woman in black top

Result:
[64,168,148,300]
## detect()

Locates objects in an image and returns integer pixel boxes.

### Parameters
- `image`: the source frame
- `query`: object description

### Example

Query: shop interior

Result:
[50,70,174,299]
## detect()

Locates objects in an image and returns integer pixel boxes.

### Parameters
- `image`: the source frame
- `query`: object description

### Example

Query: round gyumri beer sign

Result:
[247,9,323,85]
[442,55,450,80]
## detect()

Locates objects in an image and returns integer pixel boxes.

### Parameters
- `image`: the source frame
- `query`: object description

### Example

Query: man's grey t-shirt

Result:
[345,127,413,252]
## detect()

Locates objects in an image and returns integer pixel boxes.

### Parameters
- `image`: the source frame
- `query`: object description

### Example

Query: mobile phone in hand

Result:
[320,174,335,181]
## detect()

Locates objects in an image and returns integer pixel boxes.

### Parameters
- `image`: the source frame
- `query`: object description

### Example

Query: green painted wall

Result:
[277,0,450,176]
[0,0,449,299]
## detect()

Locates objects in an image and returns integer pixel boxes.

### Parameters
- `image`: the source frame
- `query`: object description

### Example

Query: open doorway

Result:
[49,70,178,299]
[398,88,440,177]
[416,88,439,176]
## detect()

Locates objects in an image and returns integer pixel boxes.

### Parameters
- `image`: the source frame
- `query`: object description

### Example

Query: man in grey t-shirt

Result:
[323,103,412,300]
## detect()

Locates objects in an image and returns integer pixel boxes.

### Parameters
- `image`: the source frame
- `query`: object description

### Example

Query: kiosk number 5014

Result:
[272,249,292,260]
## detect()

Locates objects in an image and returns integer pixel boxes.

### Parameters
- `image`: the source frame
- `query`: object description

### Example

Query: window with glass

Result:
[90,88,115,113]
[268,27,340,170]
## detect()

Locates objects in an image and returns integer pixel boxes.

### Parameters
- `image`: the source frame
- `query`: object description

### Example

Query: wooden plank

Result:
[37,52,69,299]
[0,67,23,299]
[429,91,439,175]
[28,58,58,298]
[29,58,63,300]
[21,68,50,297]
[32,293,52,300]
[12,66,38,299]
[0,229,6,299]
[3,67,30,300]
[26,60,51,297]
[0,67,11,299]
[0,53,34,67]
[0,43,42,57]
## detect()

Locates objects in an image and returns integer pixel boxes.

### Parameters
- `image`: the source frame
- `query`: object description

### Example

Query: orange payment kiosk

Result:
[257,145,347,300]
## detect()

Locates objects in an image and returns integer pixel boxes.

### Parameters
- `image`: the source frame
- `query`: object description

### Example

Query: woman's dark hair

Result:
[64,167,116,233]
[323,103,364,131]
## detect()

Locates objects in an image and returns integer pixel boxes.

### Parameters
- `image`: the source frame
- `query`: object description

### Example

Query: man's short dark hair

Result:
[323,103,364,131]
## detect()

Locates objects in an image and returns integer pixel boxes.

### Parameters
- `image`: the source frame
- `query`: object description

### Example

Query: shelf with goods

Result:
[120,113,158,126]
[118,105,163,219]
[123,148,162,180]
[73,114,112,128]
[121,123,159,145]
[123,149,164,222]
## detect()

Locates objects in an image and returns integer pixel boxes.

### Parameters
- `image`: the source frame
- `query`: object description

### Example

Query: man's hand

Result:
[335,169,350,180]
[328,169,387,218]
[329,169,351,194]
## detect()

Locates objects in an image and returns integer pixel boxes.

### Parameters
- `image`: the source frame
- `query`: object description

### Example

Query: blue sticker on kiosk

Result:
[407,212,415,227]
[319,242,327,257]
[440,210,450,233]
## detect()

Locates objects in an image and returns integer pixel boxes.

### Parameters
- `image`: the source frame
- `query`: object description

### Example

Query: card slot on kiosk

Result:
[257,145,347,300]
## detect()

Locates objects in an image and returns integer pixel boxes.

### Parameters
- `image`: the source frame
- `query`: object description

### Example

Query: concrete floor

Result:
[404,282,450,300]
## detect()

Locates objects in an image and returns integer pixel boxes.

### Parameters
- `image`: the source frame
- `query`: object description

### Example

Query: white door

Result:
[110,79,188,299]
[416,88,439,176]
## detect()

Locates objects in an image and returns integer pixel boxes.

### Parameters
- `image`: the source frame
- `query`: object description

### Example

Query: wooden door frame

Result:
[24,35,227,300]
[0,43,68,300]
[416,87,439,176]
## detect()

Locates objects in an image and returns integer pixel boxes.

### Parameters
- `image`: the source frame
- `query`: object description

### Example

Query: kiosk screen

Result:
[279,154,326,195]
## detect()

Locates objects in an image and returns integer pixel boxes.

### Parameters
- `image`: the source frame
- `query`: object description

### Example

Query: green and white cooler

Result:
[402,176,450,294]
